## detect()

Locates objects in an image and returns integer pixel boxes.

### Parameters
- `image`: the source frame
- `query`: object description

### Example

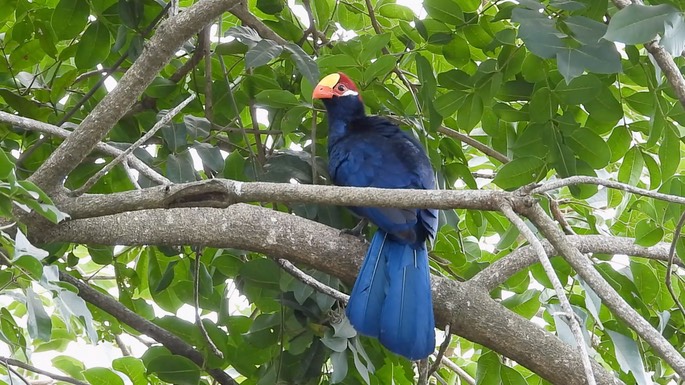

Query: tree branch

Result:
[471,235,684,291]
[0,111,169,185]
[0,356,89,385]
[58,179,505,220]
[522,202,685,377]
[58,272,238,385]
[500,202,596,385]
[276,258,349,302]
[72,94,195,195]
[33,204,623,385]
[28,0,240,191]
[531,175,685,205]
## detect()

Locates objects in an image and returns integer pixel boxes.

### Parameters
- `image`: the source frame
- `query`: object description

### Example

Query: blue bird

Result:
[313,73,437,360]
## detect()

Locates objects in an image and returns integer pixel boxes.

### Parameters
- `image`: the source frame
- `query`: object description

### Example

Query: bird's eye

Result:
[337,84,346,91]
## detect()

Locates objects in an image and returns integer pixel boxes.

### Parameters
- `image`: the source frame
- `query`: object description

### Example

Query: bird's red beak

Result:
[312,73,341,100]
[312,84,335,99]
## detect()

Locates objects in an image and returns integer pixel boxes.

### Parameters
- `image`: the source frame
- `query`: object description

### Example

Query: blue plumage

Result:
[313,73,437,360]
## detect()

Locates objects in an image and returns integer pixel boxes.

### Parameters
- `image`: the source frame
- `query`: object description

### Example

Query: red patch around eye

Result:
[337,72,359,92]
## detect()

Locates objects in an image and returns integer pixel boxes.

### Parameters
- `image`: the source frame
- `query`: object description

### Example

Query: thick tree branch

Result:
[34,204,622,385]
[0,111,169,185]
[28,0,240,191]
[471,235,684,291]
[522,202,685,377]
[58,272,238,385]
[59,179,505,219]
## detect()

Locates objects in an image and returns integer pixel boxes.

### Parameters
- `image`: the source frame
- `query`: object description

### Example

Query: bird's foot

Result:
[340,218,369,240]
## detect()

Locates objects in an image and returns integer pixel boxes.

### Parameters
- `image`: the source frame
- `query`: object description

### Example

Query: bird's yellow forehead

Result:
[318,73,340,87]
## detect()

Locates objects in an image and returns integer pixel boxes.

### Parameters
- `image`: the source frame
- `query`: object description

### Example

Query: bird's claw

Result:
[340,218,369,240]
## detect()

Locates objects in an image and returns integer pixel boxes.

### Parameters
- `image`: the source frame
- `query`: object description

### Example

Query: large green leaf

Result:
[604,4,680,44]
[147,355,201,385]
[52,0,89,40]
[493,157,545,190]
[74,21,112,69]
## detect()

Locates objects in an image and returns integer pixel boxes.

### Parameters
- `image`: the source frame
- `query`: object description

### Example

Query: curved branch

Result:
[0,356,89,385]
[522,202,685,377]
[58,272,238,385]
[0,111,169,185]
[471,235,684,291]
[33,204,622,385]
[500,203,597,385]
[28,0,240,190]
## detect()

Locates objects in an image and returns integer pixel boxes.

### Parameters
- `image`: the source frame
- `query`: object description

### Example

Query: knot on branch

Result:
[162,179,236,208]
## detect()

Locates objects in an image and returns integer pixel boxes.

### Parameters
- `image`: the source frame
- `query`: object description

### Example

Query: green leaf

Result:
[493,157,545,190]
[606,330,650,385]
[378,4,414,21]
[193,142,224,173]
[501,289,541,319]
[617,146,644,186]
[52,355,86,379]
[434,90,468,118]
[82,367,124,385]
[476,350,501,384]
[255,89,301,108]
[363,55,396,83]
[146,355,200,385]
[566,128,610,169]
[166,152,197,183]
[554,74,602,104]
[423,0,463,25]
[14,228,49,261]
[74,21,112,69]
[284,43,320,87]
[26,287,52,341]
[8,40,44,71]
[585,88,623,123]
[256,0,284,14]
[659,125,680,181]
[513,8,564,58]
[501,366,527,385]
[330,351,348,383]
[457,93,483,131]
[556,41,622,83]
[604,3,680,45]
[608,126,631,163]
[245,39,283,68]
[634,219,664,247]
[0,150,14,179]
[52,0,89,40]
[442,36,471,67]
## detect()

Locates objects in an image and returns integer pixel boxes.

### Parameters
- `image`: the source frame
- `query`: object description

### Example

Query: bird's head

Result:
[312,72,364,120]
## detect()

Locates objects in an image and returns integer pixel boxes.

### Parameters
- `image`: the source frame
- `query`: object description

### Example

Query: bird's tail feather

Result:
[346,230,436,360]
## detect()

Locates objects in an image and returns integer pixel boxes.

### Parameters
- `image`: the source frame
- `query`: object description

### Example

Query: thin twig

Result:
[71,93,196,195]
[0,357,90,385]
[115,334,132,356]
[666,211,685,316]
[193,247,224,358]
[500,202,597,385]
[440,356,476,385]
[437,126,510,164]
[532,175,685,206]
[276,258,349,303]
[428,324,451,377]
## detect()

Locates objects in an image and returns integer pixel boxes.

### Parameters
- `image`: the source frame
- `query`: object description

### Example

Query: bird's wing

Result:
[329,118,435,242]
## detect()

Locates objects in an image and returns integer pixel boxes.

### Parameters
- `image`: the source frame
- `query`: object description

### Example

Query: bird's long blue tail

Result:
[346,230,436,360]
